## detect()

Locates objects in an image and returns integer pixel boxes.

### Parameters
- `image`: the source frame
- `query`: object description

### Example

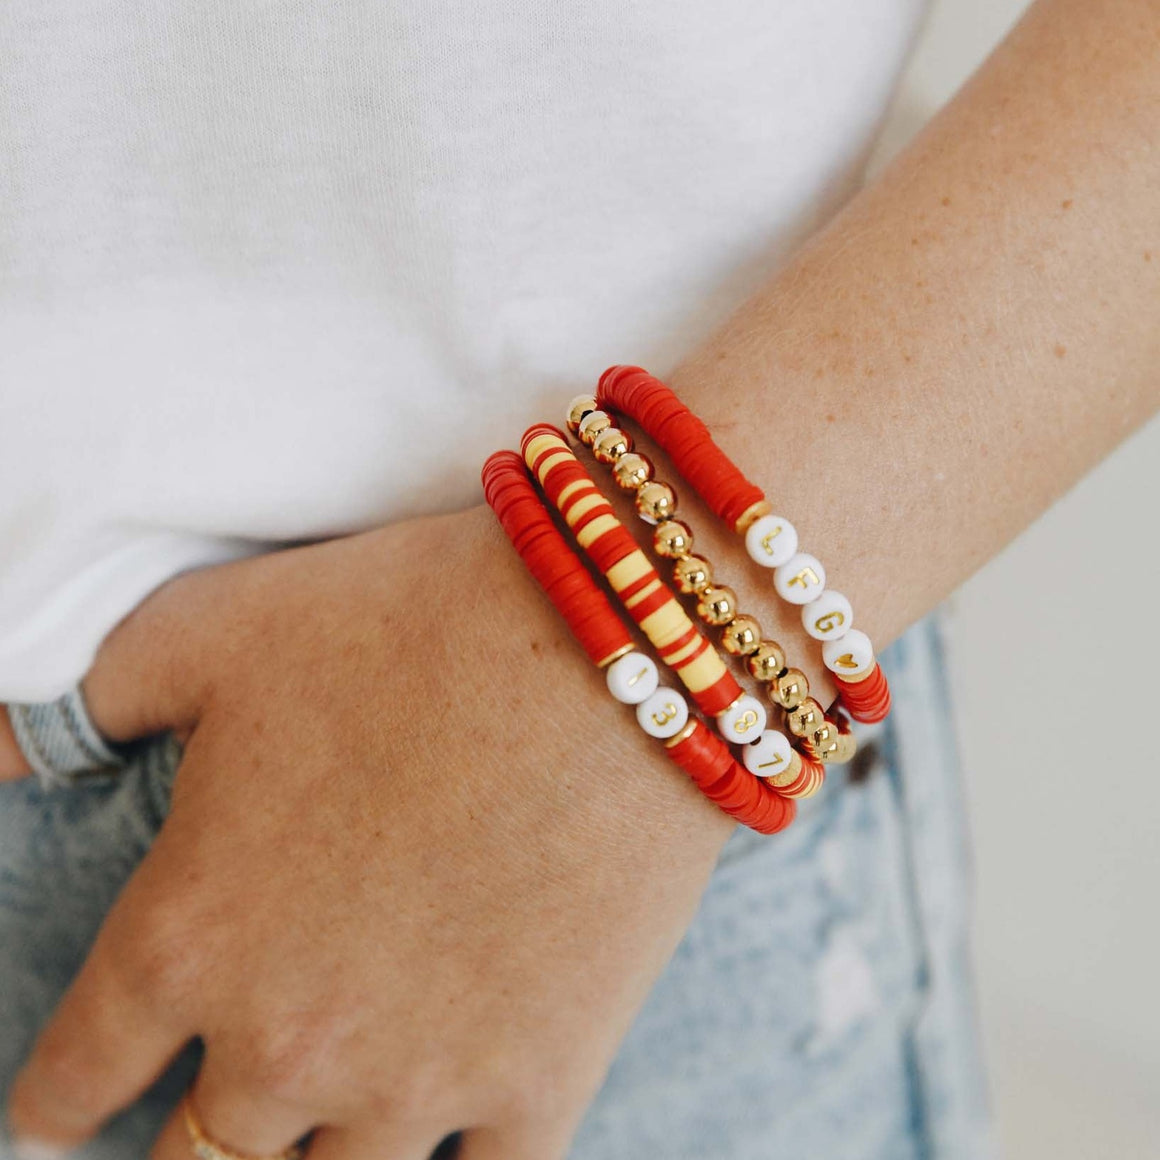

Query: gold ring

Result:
[183,1095,306,1160]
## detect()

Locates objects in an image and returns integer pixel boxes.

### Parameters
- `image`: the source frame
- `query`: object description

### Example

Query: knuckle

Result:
[236,1014,342,1105]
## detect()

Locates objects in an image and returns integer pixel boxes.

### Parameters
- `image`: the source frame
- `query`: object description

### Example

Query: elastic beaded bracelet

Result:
[521,424,824,797]
[567,395,854,772]
[589,367,892,724]
[481,449,798,834]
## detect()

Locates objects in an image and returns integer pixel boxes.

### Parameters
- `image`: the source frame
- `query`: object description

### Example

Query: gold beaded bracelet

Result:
[568,394,855,768]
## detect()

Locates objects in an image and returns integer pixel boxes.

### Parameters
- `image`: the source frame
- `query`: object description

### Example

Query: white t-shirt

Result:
[0,1,927,701]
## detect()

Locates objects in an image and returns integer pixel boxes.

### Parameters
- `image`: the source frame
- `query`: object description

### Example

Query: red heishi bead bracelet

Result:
[481,449,797,835]
[595,366,891,724]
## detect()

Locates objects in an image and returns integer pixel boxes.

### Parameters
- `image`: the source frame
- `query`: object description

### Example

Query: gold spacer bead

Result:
[734,499,773,535]
[578,410,613,446]
[841,662,877,684]
[635,480,678,523]
[653,519,694,559]
[566,394,599,434]
[593,426,634,464]
[770,667,810,710]
[695,584,739,627]
[663,719,699,748]
[767,748,803,788]
[720,614,763,656]
[747,640,787,683]
[612,452,654,491]
[673,554,714,595]
[787,697,825,738]
[596,642,637,669]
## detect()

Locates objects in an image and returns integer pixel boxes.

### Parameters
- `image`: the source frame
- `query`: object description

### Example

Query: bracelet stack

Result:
[481,365,890,837]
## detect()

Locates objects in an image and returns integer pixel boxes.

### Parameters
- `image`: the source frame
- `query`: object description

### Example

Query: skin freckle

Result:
[941,196,951,207]
[1062,199,1073,210]
[1054,343,1067,358]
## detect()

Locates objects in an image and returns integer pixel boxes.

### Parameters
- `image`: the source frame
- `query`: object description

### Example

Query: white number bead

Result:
[773,552,827,605]
[744,514,799,569]
[636,688,690,739]
[801,590,853,642]
[823,628,875,677]
[742,729,794,777]
[605,652,660,705]
[717,694,767,744]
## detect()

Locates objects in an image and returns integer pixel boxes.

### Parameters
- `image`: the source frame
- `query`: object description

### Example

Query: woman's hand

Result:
[5,502,736,1159]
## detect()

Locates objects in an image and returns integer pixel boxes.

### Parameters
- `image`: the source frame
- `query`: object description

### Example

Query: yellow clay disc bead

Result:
[673,554,714,595]
[578,410,613,446]
[612,452,654,491]
[635,480,678,523]
[566,394,598,434]
[747,640,787,683]
[787,697,825,738]
[593,426,634,464]
[770,667,810,710]
[653,519,694,559]
[695,584,738,627]
[721,615,763,656]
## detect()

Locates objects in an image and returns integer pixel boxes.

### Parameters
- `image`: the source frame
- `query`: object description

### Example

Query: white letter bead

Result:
[636,688,690,739]
[605,652,659,705]
[744,514,799,569]
[801,590,854,642]
[717,694,767,744]
[774,552,827,605]
[743,729,794,777]
[823,629,875,677]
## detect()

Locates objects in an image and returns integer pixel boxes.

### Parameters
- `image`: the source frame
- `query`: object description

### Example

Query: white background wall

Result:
[877,3,1160,1156]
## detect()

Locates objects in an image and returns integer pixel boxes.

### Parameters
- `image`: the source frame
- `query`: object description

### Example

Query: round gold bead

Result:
[770,667,810,710]
[695,584,738,627]
[828,731,858,765]
[747,640,787,683]
[566,394,598,434]
[635,480,678,523]
[578,409,613,446]
[786,697,825,738]
[808,722,841,760]
[720,614,763,656]
[593,426,633,464]
[612,452,653,491]
[673,554,713,594]
[653,519,694,559]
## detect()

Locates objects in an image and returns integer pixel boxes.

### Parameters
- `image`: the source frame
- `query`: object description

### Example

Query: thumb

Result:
[82,563,232,745]
[0,560,234,780]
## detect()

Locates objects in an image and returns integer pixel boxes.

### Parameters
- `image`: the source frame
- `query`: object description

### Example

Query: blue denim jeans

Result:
[0,608,995,1159]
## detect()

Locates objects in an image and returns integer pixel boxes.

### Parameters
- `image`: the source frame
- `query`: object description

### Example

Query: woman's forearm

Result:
[653,0,1159,682]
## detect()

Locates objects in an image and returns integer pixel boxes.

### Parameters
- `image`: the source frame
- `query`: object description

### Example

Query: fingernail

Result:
[12,1139,68,1160]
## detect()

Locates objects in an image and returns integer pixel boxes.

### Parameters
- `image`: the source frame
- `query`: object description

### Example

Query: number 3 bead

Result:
[636,688,691,739]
